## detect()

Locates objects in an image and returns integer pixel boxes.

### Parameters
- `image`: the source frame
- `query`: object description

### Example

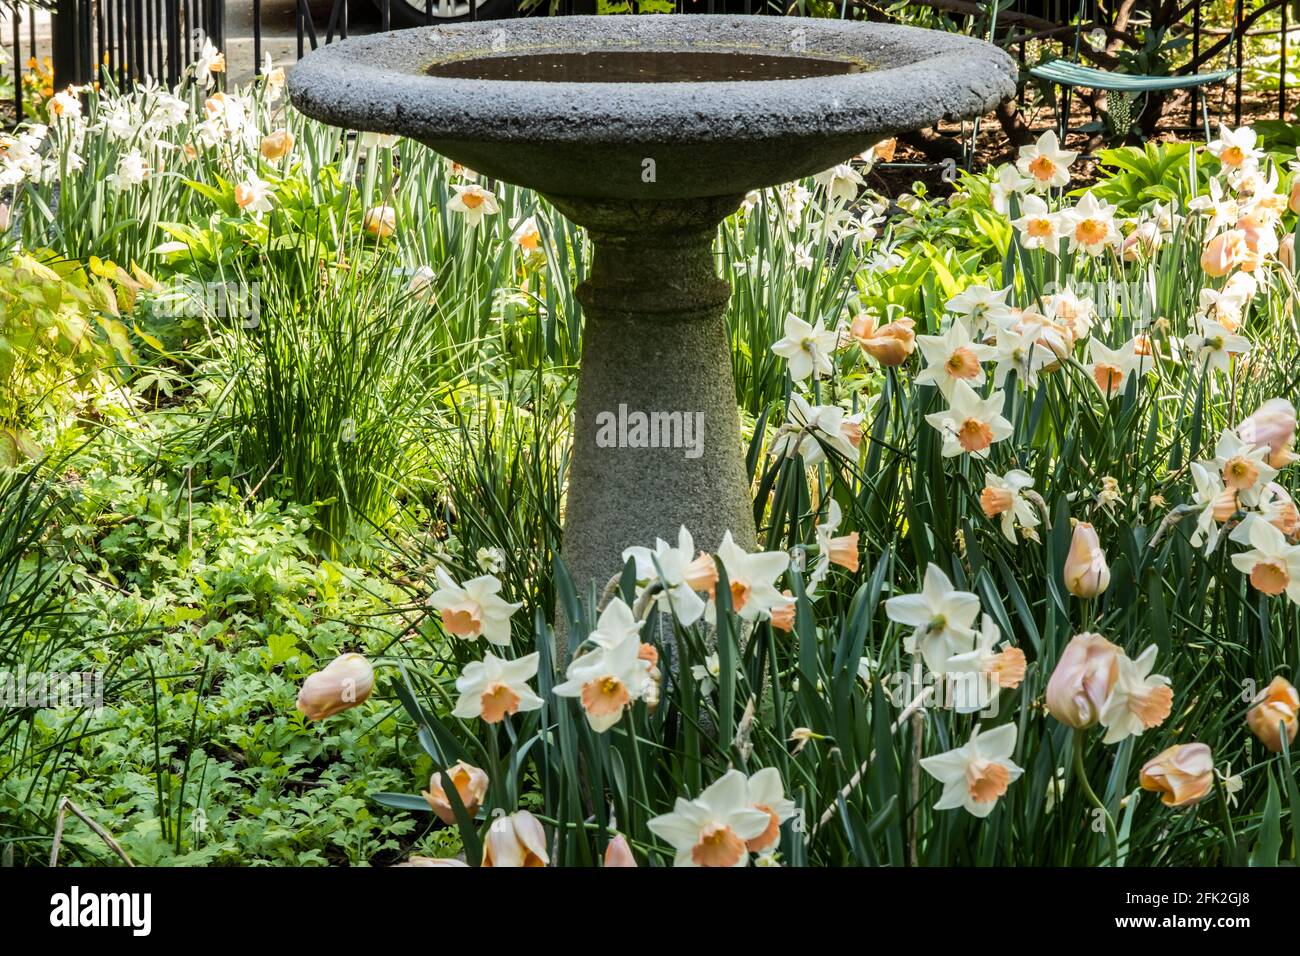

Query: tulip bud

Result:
[1139,743,1214,807]
[296,653,375,720]
[603,833,638,867]
[1045,632,1121,729]
[421,761,489,825]
[1200,229,1248,277]
[482,810,549,867]
[1239,398,1297,469]
[1281,233,1295,272]
[851,314,916,367]
[1290,178,1300,215]
[363,204,396,240]
[259,129,294,161]
[1063,522,1110,598]
[1246,676,1299,753]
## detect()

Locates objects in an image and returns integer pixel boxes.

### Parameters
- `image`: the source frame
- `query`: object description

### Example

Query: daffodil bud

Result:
[1139,743,1214,807]
[482,810,549,867]
[421,761,489,825]
[1063,521,1110,598]
[1246,676,1299,753]
[603,834,638,867]
[296,653,374,720]
[1045,632,1120,729]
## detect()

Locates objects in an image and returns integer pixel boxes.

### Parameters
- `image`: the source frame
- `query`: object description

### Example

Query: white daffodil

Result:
[451,651,544,724]
[647,770,773,867]
[1041,286,1096,342]
[767,393,861,467]
[1011,193,1062,251]
[1229,515,1300,602]
[991,324,1053,390]
[710,531,793,624]
[945,284,1014,334]
[989,162,1032,216]
[979,469,1040,543]
[924,379,1013,459]
[771,313,838,381]
[428,566,522,646]
[691,652,720,695]
[552,598,651,732]
[743,768,798,854]
[509,215,543,255]
[234,170,273,219]
[1207,123,1263,172]
[1099,644,1173,744]
[944,615,1027,713]
[884,563,980,673]
[447,183,500,226]
[622,525,716,627]
[1189,461,1228,552]
[193,39,226,89]
[813,162,865,205]
[1196,271,1256,331]
[107,148,149,191]
[807,499,859,596]
[1188,176,1240,235]
[359,131,399,150]
[1016,129,1078,191]
[1212,427,1277,506]
[919,723,1023,817]
[914,319,997,398]
[1061,191,1119,255]
[1185,319,1250,374]
[1087,338,1150,399]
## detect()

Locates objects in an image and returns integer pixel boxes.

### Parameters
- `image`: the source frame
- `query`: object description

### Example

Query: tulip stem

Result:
[1072,729,1119,867]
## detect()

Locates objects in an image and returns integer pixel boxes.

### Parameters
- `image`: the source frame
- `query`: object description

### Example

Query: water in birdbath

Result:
[426,50,866,83]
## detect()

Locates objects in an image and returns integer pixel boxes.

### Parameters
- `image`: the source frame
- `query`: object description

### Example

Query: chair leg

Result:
[1200,93,1212,143]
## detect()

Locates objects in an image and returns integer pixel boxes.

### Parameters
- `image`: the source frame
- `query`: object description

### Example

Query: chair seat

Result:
[1029,58,1235,93]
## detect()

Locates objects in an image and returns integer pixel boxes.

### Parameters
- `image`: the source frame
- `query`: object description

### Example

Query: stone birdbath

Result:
[289,15,1015,638]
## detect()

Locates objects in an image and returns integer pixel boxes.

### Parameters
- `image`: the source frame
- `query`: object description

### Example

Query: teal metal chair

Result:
[1029,0,1237,143]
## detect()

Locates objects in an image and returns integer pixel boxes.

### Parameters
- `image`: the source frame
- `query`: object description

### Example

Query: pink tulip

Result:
[1045,632,1121,729]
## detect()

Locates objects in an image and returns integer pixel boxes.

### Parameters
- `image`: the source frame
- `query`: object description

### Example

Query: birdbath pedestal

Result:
[289,16,1015,646]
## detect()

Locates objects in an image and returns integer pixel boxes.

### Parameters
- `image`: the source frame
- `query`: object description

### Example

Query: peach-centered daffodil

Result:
[924,379,1013,459]
[451,651,544,724]
[552,598,652,732]
[920,723,1023,817]
[428,566,522,646]
[647,769,773,867]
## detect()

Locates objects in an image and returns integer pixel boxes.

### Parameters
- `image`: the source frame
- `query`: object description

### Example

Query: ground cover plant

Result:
[0,38,1299,867]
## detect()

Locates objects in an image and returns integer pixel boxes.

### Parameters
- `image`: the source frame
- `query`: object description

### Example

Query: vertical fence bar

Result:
[1281,0,1289,121]
[167,0,179,83]
[12,3,21,122]
[1233,0,1242,127]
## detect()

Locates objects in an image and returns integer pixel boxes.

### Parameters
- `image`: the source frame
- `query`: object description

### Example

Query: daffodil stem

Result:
[1072,729,1119,867]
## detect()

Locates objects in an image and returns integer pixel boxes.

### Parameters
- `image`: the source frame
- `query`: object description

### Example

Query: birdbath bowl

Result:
[289,16,1015,637]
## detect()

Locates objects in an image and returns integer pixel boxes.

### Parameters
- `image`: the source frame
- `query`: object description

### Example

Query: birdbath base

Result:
[549,194,758,634]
